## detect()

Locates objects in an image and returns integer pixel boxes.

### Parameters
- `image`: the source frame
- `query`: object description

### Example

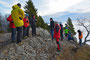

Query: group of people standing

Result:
[7,3,36,44]
[50,18,83,52]
[6,3,83,52]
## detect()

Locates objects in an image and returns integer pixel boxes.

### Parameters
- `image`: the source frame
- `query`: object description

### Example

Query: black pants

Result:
[23,26,27,37]
[16,27,23,43]
[11,28,16,42]
[60,31,63,40]
[27,26,30,36]
[32,26,36,36]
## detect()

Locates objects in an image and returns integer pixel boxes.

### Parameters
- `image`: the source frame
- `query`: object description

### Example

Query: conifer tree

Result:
[24,0,38,18]
[67,17,76,35]
[24,0,49,30]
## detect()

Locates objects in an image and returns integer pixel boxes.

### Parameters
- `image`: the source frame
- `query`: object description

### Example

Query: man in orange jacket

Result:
[23,14,30,38]
[77,30,83,46]
[7,15,16,43]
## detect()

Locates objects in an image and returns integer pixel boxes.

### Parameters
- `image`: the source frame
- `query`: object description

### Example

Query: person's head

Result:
[17,3,21,8]
[59,22,62,24]
[77,30,81,33]
[31,14,35,19]
[25,14,29,18]
[50,18,53,21]
[65,27,68,29]
[54,21,58,25]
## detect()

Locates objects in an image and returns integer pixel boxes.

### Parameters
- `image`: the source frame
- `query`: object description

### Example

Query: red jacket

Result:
[7,15,16,28]
[23,18,30,27]
[54,24,61,39]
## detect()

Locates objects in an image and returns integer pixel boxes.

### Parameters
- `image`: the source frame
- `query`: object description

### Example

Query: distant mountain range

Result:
[42,12,90,23]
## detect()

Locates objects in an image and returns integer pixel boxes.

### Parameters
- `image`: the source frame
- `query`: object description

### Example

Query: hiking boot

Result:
[17,42,24,46]
[23,36,28,39]
[56,48,60,52]
[27,35,30,37]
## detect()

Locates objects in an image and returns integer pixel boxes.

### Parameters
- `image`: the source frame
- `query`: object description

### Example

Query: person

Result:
[7,15,16,43]
[30,15,36,36]
[64,27,69,37]
[77,30,83,46]
[23,14,30,39]
[68,31,74,41]
[11,3,24,44]
[59,22,63,41]
[50,18,54,40]
[54,22,61,52]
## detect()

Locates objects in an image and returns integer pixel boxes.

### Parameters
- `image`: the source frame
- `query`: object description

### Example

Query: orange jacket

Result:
[79,32,83,39]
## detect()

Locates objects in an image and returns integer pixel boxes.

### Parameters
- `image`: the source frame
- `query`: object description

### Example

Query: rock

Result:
[0,27,86,60]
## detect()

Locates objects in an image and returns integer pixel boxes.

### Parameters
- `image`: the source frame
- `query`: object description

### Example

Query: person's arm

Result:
[7,15,13,23]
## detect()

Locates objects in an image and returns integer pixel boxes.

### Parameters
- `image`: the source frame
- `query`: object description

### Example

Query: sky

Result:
[0,0,90,16]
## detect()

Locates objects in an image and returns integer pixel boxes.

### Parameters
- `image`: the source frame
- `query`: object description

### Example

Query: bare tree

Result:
[77,18,90,44]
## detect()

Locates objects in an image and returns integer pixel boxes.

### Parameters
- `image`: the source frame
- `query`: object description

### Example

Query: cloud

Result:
[0,0,10,7]
[67,0,90,13]
[1,0,90,16]
[36,0,84,16]
[0,0,28,14]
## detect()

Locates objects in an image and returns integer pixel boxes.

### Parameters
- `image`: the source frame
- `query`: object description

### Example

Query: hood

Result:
[12,5,19,9]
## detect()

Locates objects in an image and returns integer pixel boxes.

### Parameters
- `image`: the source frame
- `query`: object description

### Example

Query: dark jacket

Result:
[30,18,36,28]
[60,24,63,32]
[50,20,54,29]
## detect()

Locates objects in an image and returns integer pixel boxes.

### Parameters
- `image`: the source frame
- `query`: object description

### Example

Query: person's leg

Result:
[32,27,34,36]
[62,33,63,40]
[27,26,30,36]
[56,38,60,51]
[51,29,54,40]
[34,26,36,35]
[80,39,82,46]
[11,28,16,43]
[60,32,62,40]
[25,27,28,36]
[79,38,81,46]
[23,26,26,37]
[16,27,23,43]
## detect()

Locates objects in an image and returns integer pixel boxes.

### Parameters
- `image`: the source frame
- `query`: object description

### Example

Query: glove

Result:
[26,21,28,22]
[19,17,22,20]
[11,21,13,23]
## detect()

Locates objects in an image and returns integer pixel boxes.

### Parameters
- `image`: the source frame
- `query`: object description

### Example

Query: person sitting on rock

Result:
[54,21,61,52]
[68,31,74,41]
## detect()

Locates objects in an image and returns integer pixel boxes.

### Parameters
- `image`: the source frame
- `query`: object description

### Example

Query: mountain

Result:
[43,12,90,23]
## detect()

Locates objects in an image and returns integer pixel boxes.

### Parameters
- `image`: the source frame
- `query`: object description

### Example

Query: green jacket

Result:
[64,29,69,34]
